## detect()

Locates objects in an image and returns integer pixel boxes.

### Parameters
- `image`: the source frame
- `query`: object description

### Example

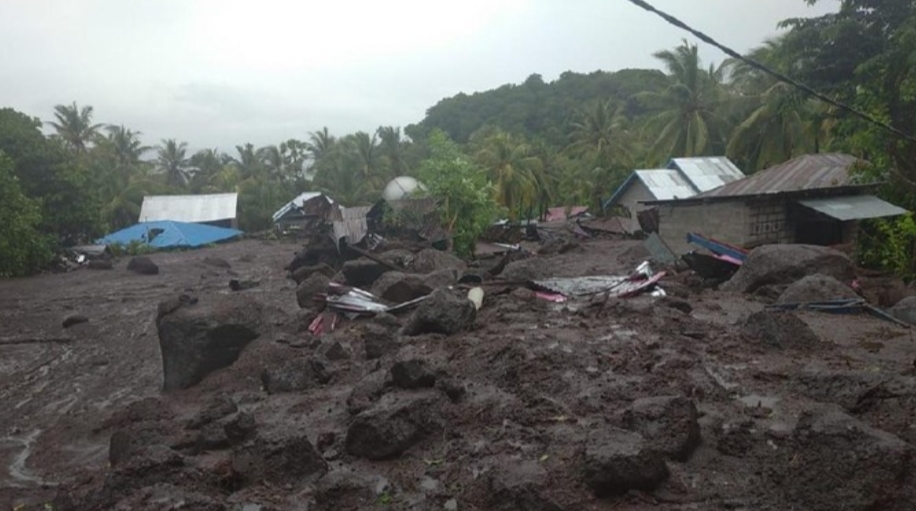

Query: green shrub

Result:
[0,152,52,277]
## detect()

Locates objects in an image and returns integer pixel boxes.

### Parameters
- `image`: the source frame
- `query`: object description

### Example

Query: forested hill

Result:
[405,69,668,146]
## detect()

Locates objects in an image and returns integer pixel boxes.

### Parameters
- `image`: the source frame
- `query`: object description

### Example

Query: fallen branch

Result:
[0,337,74,346]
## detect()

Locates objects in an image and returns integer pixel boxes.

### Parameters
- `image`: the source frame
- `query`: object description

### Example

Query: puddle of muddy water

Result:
[0,429,56,488]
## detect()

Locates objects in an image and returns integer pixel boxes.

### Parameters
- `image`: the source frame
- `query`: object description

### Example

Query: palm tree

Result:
[377,126,409,177]
[724,38,825,172]
[307,127,336,162]
[352,131,380,182]
[641,40,728,160]
[233,143,263,179]
[189,148,227,192]
[258,145,285,181]
[475,131,544,220]
[156,139,190,187]
[49,102,102,154]
[566,100,634,212]
[104,125,150,167]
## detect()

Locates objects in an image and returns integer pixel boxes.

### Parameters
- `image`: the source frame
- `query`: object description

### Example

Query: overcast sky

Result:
[0,0,837,150]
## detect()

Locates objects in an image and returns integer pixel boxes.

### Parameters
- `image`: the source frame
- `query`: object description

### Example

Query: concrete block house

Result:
[604,156,745,233]
[642,153,908,255]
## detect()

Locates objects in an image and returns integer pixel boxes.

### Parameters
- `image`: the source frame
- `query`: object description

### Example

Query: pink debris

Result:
[535,291,568,303]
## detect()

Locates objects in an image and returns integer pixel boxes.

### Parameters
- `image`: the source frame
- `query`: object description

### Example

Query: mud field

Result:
[2,237,916,510]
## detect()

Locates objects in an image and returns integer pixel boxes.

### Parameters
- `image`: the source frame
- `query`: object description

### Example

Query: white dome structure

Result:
[382,176,427,201]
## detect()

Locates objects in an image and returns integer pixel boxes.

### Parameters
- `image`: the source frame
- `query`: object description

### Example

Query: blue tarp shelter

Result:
[97,221,242,249]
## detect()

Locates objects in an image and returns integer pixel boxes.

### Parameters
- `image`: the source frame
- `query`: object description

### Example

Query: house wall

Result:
[657,200,749,255]
[744,198,793,247]
[613,181,656,233]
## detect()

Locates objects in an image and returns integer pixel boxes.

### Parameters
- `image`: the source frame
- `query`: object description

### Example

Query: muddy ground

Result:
[2,237,916,510]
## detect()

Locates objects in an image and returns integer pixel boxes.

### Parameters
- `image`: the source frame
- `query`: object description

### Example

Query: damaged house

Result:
[139,193,239,228]
[643,153,908,254]
[604,156,745,233]
[272,192,337,232]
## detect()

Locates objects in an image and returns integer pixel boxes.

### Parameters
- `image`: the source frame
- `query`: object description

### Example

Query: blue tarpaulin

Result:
[97,221,242,249]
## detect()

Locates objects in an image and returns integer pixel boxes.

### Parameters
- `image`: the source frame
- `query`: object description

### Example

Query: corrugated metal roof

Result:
[696,153,863,198]
[635,169,698,201]
[139,193,238,223]
[798,195,908,221]
[272,192,332,222]
[667,156,745,192]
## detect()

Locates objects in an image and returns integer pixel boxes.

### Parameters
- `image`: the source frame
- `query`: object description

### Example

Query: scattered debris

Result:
[530,261,666,299]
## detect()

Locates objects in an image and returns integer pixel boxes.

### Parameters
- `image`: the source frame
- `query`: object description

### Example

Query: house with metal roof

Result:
[641,153,908,254]
[604,156,745,232]
[139,193,238,228]
[272,192,337,232]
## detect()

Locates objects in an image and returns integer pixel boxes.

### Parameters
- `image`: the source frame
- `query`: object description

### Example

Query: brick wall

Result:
[657,200,749,254]
[745,198,793,247]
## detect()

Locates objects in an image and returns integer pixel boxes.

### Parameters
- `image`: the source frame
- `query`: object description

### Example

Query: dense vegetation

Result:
[1,0,915,277]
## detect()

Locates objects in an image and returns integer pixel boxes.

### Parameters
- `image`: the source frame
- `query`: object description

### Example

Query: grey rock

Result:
[402,287,476,336]
[777,274,859,305]
[740,310,820,350]
[342,258,391,287]
[127,256,159,275]
[722,244,855,294]
[621,395,701,461]
[582,427,669,496]
[411,249,466,274]
[371,271,432,303]
[390,359,436,389]
[62,314,89,329]
[296,273,331,309]
[345,391,443,460]
[157,295,262,391]
[231,433,328,488]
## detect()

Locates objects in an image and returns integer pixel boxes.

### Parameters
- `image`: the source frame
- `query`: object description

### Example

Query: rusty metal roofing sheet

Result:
[139,193,237,223]
[798,195,908,221]
[635,169,698,200]
[667,156,746,192]
[696,153,863,198]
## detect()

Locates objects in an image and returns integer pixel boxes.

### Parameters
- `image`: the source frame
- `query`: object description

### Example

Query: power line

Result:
[624,0,916,145]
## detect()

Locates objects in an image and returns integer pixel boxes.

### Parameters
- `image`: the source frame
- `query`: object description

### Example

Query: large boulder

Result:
[345,391,443,460]
[127,256,159,275]
[779,407,916,511]
[371,272,432,303]
[341,258,390,287]
[422,269,459,290]
[291,263,335,285]
[296,273,331,309]
[740,310,820,350]
[390,359,436,389]
[777,274,859,305]
[157,295,263,391]
[582,427,669,496]
[722,244,855,294]
[401,287,476,336]
[411,249,466,274]
[501,258,552,282]
[621,395,701,462]
[488,458,564,511]
[231,433,328,488]
[891,296,916,326]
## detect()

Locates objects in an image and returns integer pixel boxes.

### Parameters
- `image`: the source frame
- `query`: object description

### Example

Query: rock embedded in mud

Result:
[422,268,459,290]
[87,259,113,270]
[109,422,182,466]
[621,395,701,462]
[721,244,854,294]
[402,287,476,336]
[342,258,391,287]
[318,339,352,361]
[411,248,466,274]
[891,296,916,326]
[260,358,316,394]
[62,314,89,329]
[223,412,257,444]
[157,295,263,391]
[291,262,336,284]
[501,258,552,282]
[127,255,160,275]
[347,369,388,415]
[740,310,819,350]
[231,433,328,488]
[390,359,436,389]
[363,323,399,359]
[781,407,916,511]
[203,256,232,269]
[776,274,858,305]
[345,391,443,460]
[371,271,433,303]
[436,377,467,403]
[489,458,564,511]
[187,394,238,429]
[582,427,669,496]
[296,273,331,309]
